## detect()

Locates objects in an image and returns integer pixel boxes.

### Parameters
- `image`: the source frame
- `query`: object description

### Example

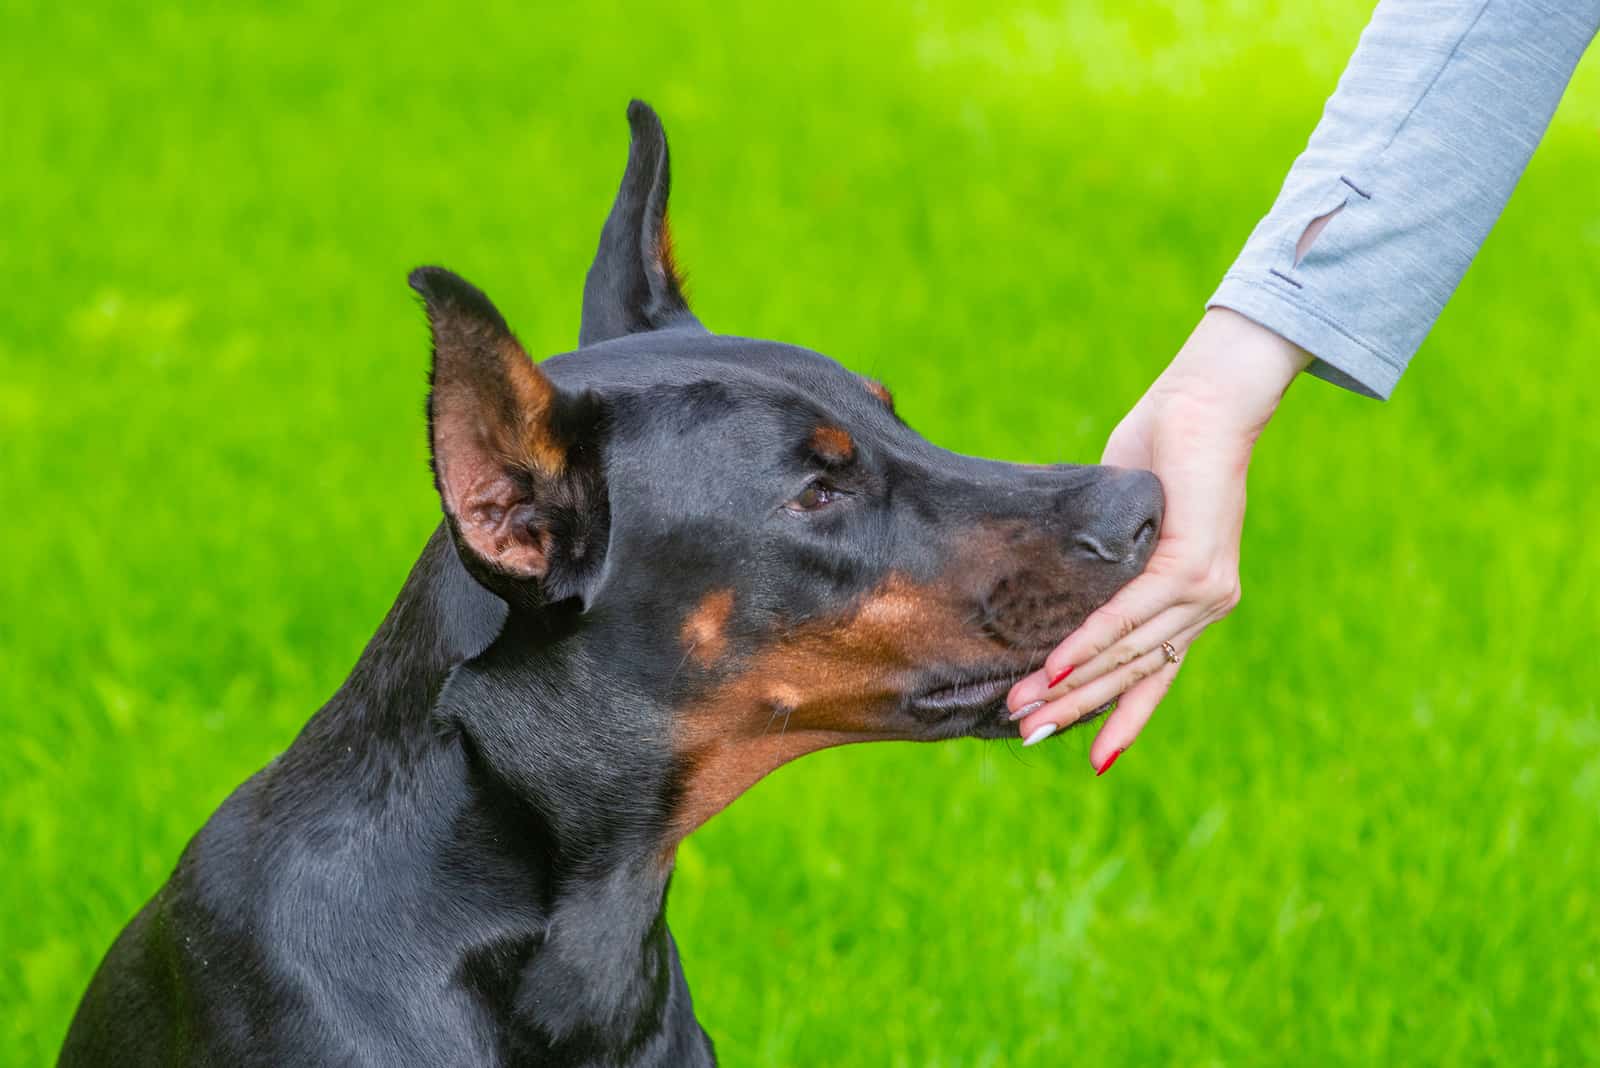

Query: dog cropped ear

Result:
[411,266,608,604]
[579,100,706,346]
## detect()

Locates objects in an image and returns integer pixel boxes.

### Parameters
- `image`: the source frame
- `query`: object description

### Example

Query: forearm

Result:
[1209,0,1600,399]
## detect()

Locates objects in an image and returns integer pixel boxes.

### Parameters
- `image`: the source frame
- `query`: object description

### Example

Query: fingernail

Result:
[1095,748,1125,776]
[1008,699,1045,722]
[1023,722,1058,747]
[1047,665,1075,687]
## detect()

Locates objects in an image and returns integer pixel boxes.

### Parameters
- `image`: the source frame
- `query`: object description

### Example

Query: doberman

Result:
[60,101,1162,1067]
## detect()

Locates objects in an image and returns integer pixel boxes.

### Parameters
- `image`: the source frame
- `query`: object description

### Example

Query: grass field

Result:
[5,3,1599,1064]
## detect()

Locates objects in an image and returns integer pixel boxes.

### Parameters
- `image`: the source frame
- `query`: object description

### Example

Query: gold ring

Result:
[1160,640,1180,664]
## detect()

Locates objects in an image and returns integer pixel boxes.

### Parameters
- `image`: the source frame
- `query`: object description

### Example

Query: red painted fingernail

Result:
[1095,748,1124,776]
[1048,665,1075,687]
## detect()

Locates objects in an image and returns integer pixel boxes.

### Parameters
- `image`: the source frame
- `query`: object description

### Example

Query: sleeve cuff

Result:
[1207,274,1405,401]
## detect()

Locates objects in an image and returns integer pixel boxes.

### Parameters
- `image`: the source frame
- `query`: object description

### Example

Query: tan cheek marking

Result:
[667,520,1099,853]
[809,425,855,463]
[855,588,922,628]
[665,574,986,846]
[681,589,735,665]
[762,681,804,710]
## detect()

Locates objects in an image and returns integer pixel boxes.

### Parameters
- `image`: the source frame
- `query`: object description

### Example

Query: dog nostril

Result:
[1073,534,1120,563]
[1133,517,1156,547]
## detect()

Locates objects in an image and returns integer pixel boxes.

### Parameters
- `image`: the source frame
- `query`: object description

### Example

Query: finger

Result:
[1036,572,1196,684]
[1006,599,1196,710]
[1087,656,1182,773]
[1016,644,1167,744]
[1050,597,1219,698]
[1016,620,1203,744]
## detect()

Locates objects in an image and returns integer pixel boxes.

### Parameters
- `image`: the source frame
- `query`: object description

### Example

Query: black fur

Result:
[580,100,702,346]
[60,101,1163,1067]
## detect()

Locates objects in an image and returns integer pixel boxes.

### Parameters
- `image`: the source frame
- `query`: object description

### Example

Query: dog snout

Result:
[1068,467,1164,567]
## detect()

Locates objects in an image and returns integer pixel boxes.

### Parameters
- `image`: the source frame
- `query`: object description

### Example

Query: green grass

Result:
[5,3,1599,1064]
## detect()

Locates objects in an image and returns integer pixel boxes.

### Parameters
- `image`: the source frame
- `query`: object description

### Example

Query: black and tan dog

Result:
[61,101,1162,1067]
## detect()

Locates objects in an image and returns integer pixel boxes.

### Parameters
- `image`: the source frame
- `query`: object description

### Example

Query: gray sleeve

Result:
[1208,0,1599,399]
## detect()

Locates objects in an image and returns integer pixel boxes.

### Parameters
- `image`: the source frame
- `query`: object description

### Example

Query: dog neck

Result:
[276,525,708,1062]
[439,613,706,1058]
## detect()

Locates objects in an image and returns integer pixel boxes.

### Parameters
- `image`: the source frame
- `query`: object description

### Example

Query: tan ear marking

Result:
[497,337,566,477]
[656,210,684,294]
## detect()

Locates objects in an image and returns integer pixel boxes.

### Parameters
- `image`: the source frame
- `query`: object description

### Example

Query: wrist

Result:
[1157,308,1312,435]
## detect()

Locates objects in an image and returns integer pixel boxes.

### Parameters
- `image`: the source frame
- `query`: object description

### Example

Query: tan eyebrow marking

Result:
[809,425,855,464]
[864,379,894,408]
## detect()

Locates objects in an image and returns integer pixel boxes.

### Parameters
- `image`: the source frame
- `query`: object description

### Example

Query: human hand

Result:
[1006,308,1312,771]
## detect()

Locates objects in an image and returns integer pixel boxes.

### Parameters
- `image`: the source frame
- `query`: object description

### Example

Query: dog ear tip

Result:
[409,267,513,338]
[407,265,451,302]
[625,99,663,138]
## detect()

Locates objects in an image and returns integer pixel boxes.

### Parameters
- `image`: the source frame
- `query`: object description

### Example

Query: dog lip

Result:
[907,674,1020,714]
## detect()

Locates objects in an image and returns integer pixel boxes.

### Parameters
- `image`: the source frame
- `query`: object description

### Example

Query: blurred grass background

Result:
[4,2,1598,1064]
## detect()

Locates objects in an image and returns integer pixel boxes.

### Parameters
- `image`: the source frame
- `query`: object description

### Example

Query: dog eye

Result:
[786,479,846,513]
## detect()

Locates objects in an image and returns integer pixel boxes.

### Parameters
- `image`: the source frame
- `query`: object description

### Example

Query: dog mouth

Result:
[907,673,1020,715]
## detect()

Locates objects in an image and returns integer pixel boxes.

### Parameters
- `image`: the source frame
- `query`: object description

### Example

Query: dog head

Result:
[413,101,1161,842]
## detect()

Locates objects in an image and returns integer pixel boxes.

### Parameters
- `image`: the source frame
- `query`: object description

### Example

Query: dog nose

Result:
[1069,468,1164,566]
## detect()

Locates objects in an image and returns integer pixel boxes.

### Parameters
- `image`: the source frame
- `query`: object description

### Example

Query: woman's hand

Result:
[1006,308,1312,771]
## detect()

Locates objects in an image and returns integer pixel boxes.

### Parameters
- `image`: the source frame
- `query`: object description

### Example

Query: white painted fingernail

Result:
[1022,722,1058,747]
[1008,699,1046,722]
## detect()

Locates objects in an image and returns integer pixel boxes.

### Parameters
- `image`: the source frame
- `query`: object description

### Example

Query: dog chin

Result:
[966,710,1026,740]
[903,661,1119,742]
[960,697,1117,742]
